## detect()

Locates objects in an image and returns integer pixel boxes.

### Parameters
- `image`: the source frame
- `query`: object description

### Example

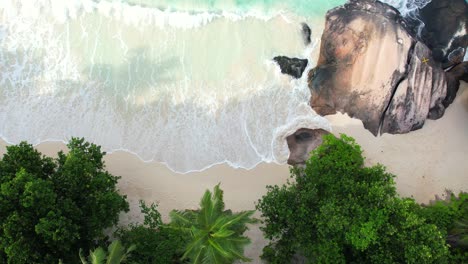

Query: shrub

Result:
[0,138,129,263]
[256,134,449,263]
[116,201,187,264]
[418,192,468,232]
[419,192,468,262]
[168,184,257,264]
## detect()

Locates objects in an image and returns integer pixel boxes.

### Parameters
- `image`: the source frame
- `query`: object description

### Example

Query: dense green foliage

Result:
[0,138,129,263]
[2,134,465,263]
[169,184,257,264]
[116,201,187,264]
[256,134,450,263]
[418,192,468,262]
[79,240,135,264]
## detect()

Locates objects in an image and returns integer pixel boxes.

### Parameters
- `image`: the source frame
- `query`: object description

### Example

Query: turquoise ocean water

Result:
[0,0,429,172]
[120,0,431,16]
[120,0,346,17]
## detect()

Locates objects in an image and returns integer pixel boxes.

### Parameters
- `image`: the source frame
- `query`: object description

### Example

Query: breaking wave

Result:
[0,0,430,173]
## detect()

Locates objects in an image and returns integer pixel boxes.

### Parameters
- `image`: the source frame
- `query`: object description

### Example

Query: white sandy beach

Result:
[1,82,467,263]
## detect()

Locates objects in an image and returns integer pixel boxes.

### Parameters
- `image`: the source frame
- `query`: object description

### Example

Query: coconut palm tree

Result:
[168,184,257,264]
[450,217,468,248]
[79,240,135,264]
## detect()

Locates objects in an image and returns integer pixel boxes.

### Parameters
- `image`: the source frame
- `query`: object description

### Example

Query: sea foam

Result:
[0,0,280,28]
[0,0,332,173]
[0,0,435,173]
[379,0,431,16]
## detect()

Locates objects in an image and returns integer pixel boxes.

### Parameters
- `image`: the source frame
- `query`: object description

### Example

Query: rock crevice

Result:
[379,40,416,134]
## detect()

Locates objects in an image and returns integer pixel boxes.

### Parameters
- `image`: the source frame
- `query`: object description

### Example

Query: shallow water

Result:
[0,0,426,173]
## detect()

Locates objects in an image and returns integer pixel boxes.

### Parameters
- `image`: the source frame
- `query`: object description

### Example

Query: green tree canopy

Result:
[116,201,187,264]
[256,134,449,263]
[418,192,468,262]
[0,138,129,263]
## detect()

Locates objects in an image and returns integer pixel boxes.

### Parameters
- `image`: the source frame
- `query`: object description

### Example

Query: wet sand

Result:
[1,82,467,263]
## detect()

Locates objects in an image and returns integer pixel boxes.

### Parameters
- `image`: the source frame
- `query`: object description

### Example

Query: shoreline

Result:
[0,140,291,261]
[1,83,466,262]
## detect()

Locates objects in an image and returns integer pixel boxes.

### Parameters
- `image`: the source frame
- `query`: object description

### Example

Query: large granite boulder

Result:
[417,0,468,68]
[381,42,447,133]
[444,61,468,107]
[273,56,308,79]
[286,128,329,166]
[308,0,465,136]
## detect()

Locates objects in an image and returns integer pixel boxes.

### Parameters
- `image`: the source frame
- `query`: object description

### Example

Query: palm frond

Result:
[226,236,251,245]
[126,244,137,254]
[169,210,195,228]
[203,246,224,264]
[211,229,235,238]
[212,184,225,217]
[210,214,232,231]
[106,240,135,264]
[453,218,468,235]
[199,189,214,227]
[452,218,468,247]
[90,247,106,264]
[208,239,231,257]
[192,246,206,264]
[227,246,251,262]
[182,230,208,260]
[79,248,88,264]
[218,210,256,231]
[170,184,255,264]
